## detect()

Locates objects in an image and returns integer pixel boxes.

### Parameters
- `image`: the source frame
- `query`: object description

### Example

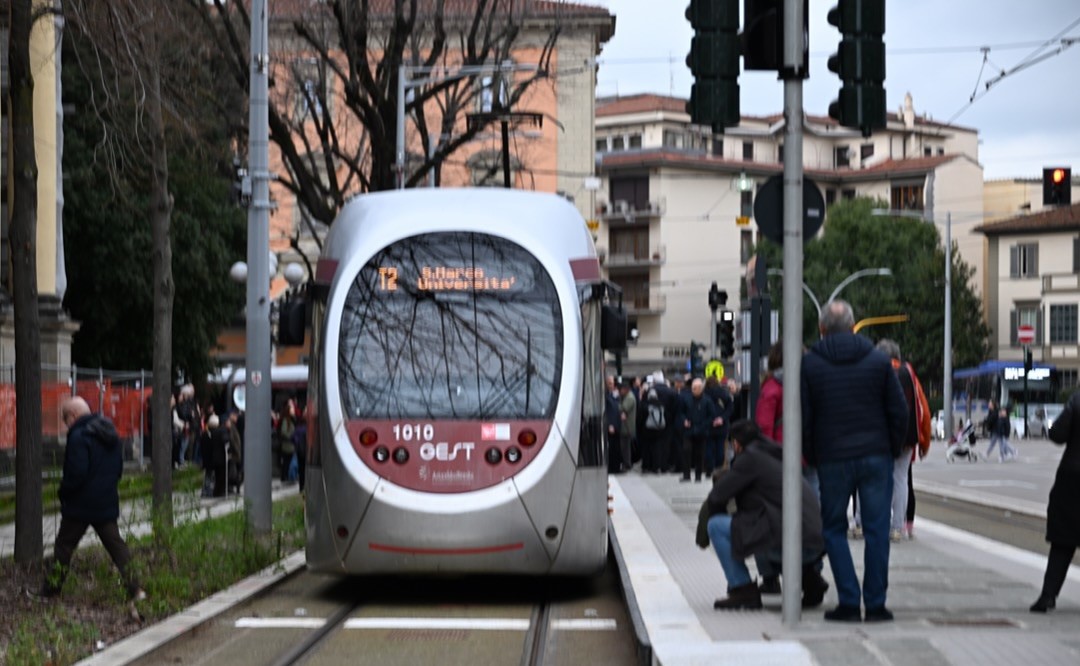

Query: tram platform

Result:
[609,472,1080,666]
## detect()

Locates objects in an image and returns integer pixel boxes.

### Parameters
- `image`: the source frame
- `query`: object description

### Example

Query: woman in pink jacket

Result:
[756,341,784,442]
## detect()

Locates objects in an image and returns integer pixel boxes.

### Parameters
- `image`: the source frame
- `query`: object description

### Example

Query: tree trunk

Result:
[147,65,176,529]
[10,0,44,566]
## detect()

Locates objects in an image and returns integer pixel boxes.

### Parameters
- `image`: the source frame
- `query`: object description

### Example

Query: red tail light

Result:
[518,429,538,447]
[359,428,378,446]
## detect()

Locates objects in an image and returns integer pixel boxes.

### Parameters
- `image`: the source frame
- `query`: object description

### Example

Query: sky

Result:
[588,0,1080,182]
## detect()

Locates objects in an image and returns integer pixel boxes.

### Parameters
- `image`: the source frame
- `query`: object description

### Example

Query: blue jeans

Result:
[818,454,894,610]
[707,514,752,589]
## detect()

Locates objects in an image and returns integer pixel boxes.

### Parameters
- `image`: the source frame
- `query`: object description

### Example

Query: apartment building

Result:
[977,202,1080,390]
[594,92,984,377]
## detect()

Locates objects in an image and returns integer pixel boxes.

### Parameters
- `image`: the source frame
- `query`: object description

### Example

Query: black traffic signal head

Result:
[690,341,705,376]
[826,0,886,137]
[719,310,735,359]
[1043,167,1072,206]
[685,0,741,131]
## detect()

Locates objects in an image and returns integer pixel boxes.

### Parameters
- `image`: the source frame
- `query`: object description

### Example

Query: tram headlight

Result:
[505,447,522,463]
[373,446,390,463]
[485,447,503,464]
[392,447,409,464]
[359,428,378,446]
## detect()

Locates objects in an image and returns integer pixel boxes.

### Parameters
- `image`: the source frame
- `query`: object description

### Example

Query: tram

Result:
[296,188,626,575]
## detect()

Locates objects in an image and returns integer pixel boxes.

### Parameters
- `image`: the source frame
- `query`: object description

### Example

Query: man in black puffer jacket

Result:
[801,300,907,624]
[39,397,144,601]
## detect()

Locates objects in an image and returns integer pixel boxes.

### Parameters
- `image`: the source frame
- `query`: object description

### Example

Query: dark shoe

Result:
[759,575,782,595]
[801,566,829,608]
[864,607,894,622]
[824,605,862,622]
[1030,595,1056,613]
[680,476,692,483]
[713,582,763,610]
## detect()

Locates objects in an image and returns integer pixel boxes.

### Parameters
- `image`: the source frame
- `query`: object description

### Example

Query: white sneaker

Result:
[889,529,904,542]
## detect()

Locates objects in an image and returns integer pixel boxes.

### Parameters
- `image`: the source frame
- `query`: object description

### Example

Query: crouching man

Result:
[705,419,829,609]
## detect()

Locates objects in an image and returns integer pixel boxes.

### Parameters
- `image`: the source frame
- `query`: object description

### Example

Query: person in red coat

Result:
[756,341,784,442]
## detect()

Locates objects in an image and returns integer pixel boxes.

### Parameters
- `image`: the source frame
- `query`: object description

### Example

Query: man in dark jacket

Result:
[39,397,144,602]
[705,420,828,610]
[679,378,721,482]
[801,300,907,623]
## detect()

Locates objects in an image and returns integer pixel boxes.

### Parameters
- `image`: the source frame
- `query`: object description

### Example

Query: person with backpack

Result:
[37,397,146,606]
[641,383,667,473]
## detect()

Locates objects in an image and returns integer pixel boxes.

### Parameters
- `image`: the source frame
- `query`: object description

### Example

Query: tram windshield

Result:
[338,231,563,420]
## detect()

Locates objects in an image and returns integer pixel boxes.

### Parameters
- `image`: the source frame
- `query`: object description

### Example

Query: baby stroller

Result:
[945,420,979,463]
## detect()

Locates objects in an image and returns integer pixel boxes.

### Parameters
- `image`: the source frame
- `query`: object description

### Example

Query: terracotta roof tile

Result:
[975,203,1080,235]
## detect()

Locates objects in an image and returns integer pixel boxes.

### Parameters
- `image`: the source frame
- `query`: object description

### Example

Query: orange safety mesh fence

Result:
[0,381,152,450]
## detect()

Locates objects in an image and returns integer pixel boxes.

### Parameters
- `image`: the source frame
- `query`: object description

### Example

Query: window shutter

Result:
[1031,245,1039,276]
[1010,310,1017,346]
[1036,308,1043,345]
[1074,237,1080,273]
[1010,246,1018,278]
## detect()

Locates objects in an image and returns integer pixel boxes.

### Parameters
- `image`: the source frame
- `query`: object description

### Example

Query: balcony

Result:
[596,198,666,224]
[1042,273,1080,294]
[602,245,666,271]
[624,290,666,316]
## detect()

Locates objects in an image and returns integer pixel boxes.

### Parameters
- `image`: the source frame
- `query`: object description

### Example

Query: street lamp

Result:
[767,266,892,316]
[873,208,953,438]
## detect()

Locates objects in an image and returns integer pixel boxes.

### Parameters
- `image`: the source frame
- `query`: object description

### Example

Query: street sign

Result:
[752,175,826,246]
[1018,324,1035,345]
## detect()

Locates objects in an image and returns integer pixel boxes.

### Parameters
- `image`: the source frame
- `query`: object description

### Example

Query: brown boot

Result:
[714,582,763,610]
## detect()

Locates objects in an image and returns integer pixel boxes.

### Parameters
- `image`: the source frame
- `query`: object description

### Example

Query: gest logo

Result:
[419,441,475,462]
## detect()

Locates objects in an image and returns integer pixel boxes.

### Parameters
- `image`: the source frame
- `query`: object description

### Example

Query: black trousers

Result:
[682,434,706,480]
[45,517,140,598]
[1040,543,1077,599]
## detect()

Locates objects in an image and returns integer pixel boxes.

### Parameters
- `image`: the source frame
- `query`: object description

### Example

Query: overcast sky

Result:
[589,0,1080,182]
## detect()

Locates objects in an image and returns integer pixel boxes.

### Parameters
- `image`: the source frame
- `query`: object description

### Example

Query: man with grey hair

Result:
[802,300,907,622]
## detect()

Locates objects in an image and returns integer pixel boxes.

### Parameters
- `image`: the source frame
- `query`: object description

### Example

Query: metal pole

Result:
[501,118,512,188]
[396,64,406,190]
[246,0,273,534]
[139,369,146,470]
[943,212,953,439]
[780,0,805,627]
[710,308,718,359]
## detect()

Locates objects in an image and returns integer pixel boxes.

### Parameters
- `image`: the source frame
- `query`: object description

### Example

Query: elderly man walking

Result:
[801,300,907,622]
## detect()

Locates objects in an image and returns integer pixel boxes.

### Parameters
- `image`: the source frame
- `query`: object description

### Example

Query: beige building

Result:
[0,3,79,375]
[985,176,1079,222]
[977,202,1080,390]
[594,92,985,378]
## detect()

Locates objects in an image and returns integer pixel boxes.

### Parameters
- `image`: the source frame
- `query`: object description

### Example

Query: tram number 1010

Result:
[393,423,435,442]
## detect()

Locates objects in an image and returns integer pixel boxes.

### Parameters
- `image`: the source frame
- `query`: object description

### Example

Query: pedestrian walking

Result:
[679,378,721,482]
[987,406,1017,461]
[801,300,908,622]
[617,380,637,473]
[37,397,146,605]
[1030,390,1080,612]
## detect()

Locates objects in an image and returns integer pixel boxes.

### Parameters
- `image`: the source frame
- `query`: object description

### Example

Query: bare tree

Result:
[188,0,559,238]
[64,0,221,529]
[9,0,44,566]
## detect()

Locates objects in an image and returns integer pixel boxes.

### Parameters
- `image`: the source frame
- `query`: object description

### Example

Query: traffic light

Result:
[1043,167,1072,206]
[690,341,705,376]
[826,0,886,137]
[719,310,735,359]
[685,0,740,131]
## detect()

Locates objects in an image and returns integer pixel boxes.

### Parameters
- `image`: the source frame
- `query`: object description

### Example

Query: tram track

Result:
[129,552,637,666]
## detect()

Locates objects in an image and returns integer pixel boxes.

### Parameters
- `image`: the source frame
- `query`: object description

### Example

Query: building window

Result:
[777,143,784,162]
[610,176,649,212]
[612,136,625,151]
[740,190,753,218]
[629,134,642,149]
[937,147,945,156]
[663,130,685,149]
[842,188,856,200]
[826,189,837,206]
[1011,303,1041,347]
[595,138,607,153]
[835,146,850,168]
[712,138,723,156]
[742,141,754,161]
[890,183,925,211]
[1060,369,1079,391]
[924,146,933,157]
[740,229,753,265]
[1050,304,1078,344]
[1010,243,1039,278]
[860,143,874,161]
[611,228,650,261]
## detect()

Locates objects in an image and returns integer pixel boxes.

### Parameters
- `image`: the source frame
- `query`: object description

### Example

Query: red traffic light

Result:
[1053,168,1067,185]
